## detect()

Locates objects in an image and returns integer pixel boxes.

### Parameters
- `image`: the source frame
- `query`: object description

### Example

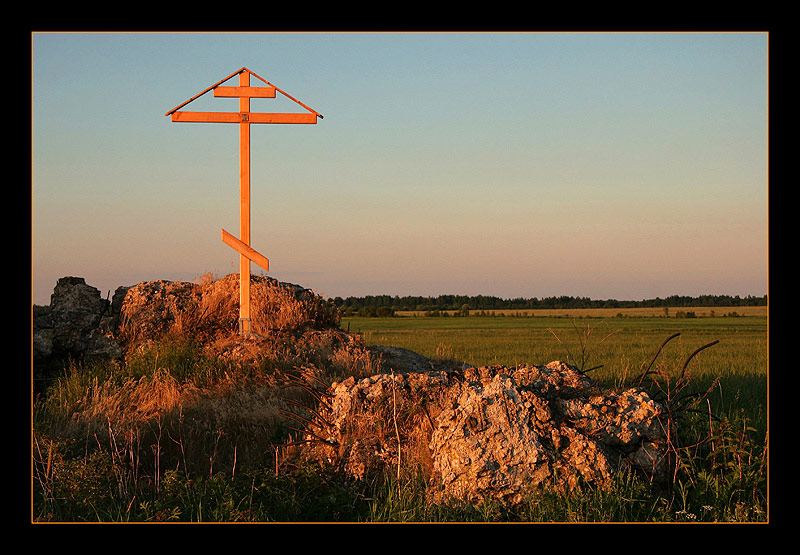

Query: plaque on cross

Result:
[166,67,323,335]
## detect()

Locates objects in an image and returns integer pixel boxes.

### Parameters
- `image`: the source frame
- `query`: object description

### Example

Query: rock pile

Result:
[33,275,673,505]
[302,361,671,505]
[33,274,340,361]
[33,277,123,370]
[115,273,340,350]
[33,274,341,384]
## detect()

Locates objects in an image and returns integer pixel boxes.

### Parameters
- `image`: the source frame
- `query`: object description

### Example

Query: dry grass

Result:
[35,271,378,486]
[328,341,383,381]
[176,272,342,337]
[116,273,340,352]
[38,358,331,483]
[83,370,197,425]
[195,273,341,335]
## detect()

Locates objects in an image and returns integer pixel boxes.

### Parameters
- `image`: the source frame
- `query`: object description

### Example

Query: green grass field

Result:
[342,314,768,438]
[34,307,768,522]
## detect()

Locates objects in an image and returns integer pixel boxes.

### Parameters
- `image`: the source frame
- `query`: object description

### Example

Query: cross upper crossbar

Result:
[214,85,276,98]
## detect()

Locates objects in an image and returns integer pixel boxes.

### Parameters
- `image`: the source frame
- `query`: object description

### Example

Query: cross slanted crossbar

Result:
[166,67,322,335]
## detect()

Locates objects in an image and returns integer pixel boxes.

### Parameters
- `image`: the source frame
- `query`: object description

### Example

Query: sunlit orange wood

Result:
[214,85,276,98]
[166,67,321,335]
[165,67,249,116]
[238,71,251,334]
[221,229,269,272]
[171,112,317,124]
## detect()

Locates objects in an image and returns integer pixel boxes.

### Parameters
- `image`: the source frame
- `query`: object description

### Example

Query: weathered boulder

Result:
[33,277,122,365]
[115,279,202,348]
[430,362,670,504]
[301,361,671,505]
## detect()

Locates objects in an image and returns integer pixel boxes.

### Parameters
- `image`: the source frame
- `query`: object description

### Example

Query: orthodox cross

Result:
[165,67,322,335]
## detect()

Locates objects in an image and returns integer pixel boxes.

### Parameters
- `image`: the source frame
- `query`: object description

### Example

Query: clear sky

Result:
[31,31,769,305]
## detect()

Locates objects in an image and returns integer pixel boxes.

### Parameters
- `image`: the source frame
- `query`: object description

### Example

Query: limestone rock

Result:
[33,274,340,375]
[33,277,121,365]
[115,279,201,347]
[302,361,671,505]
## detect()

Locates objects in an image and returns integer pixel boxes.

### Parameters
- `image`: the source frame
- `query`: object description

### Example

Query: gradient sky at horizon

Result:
[32,31,768,305]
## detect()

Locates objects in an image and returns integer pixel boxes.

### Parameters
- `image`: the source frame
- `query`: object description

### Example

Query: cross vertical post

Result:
[166,67,322,336]
[238,71,251,335]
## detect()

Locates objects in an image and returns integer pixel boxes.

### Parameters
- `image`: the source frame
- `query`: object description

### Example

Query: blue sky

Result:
[31,32,768,305]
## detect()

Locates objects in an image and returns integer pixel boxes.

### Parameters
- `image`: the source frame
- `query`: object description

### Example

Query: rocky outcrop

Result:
[114,279,203,348]
[33,274,341,381]
[115,274,340,350]
[33,274,340,356]
[301,362,672,505]
[430,363,670,503]
[33,277,123,368]
[33,275,673,506]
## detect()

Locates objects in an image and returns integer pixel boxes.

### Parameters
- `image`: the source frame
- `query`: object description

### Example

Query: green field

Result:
[33,311,769,522]
[343,314,769,438]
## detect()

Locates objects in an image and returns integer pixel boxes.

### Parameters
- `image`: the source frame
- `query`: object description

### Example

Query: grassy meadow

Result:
[343,309,768,437]
[33,297,768,523]
[344,308,769,522]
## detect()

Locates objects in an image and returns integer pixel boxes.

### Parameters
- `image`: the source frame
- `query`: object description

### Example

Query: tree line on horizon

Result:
[329,293,767,317]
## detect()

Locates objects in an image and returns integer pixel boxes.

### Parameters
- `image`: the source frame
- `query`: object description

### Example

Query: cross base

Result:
[239,318,252,336]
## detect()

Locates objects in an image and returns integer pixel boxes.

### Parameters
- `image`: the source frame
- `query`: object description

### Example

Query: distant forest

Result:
[330,293,767,317]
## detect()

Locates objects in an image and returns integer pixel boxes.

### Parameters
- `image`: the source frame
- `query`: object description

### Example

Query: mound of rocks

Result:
[33,276,673,506]
[116,274,340,350]
[33,274,341,370]
[301,361,671,505]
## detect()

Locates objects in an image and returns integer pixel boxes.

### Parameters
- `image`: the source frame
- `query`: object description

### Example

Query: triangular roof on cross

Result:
[165,66,323,122]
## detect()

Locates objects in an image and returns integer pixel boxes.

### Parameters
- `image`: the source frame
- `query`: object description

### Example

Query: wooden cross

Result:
[166,67,322,335]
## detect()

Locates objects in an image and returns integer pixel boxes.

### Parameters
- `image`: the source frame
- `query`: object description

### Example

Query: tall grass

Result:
[32,336,377,522]
[343,314,769,522]
[31,289,767,522]
[32,273,365,522]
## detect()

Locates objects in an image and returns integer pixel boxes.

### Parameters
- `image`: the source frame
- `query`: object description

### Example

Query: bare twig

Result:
[680,340,720,381]
[634,332,681,386]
